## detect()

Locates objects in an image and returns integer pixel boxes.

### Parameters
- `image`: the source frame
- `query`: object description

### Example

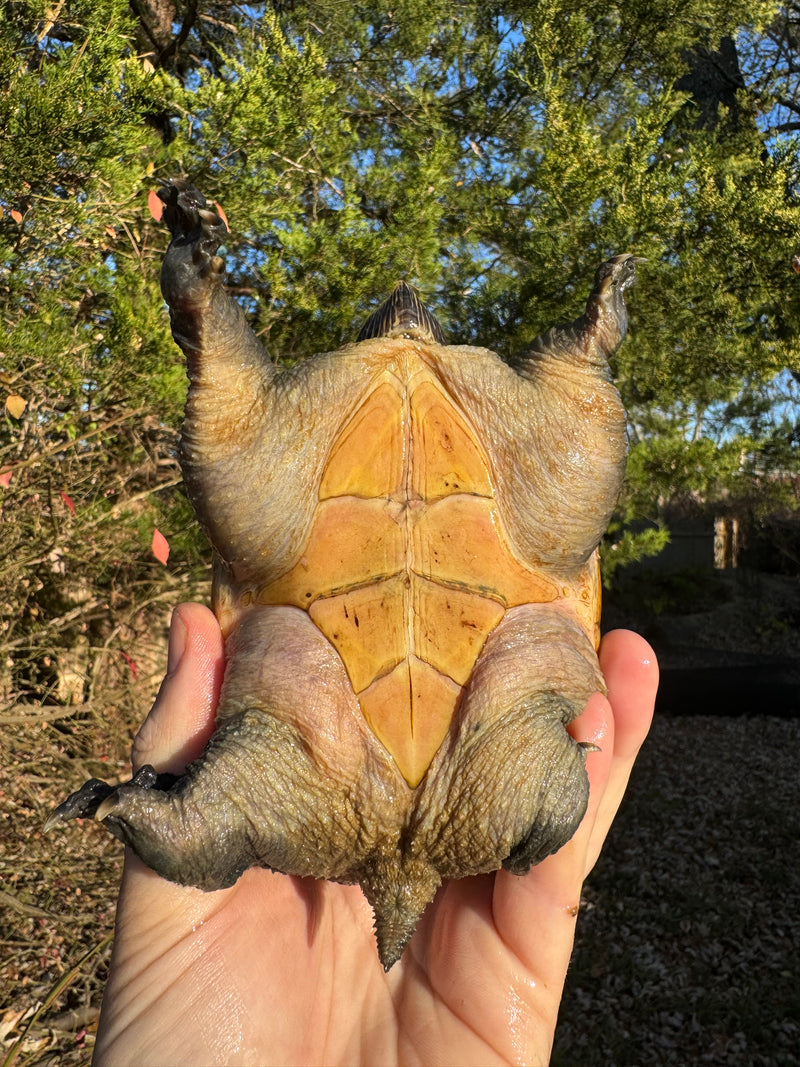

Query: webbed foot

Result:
[157,180,229,308]
[157,179,227,248]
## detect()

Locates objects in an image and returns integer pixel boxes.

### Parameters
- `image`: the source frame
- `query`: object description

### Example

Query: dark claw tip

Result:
[43,777,116,831]
[156,178,206,208]
[593,253,636,289]
[579,740,602,755]
[157,180,227,244]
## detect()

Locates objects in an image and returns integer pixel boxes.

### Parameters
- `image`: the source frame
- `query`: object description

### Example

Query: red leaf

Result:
[0,469,12,488]
[59,490,76,514]
[148,188,164,222]
[10,209,22,224]
[119,650,139,680]
[151,527,170,565]
[212,202,229,231]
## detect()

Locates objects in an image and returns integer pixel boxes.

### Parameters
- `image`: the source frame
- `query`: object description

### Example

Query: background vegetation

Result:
[1,1,799,1062]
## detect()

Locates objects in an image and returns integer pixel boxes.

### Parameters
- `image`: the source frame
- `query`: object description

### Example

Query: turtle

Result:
[46,180,635,969]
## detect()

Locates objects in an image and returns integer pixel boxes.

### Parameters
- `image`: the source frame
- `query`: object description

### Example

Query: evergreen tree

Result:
[1,0,798,711]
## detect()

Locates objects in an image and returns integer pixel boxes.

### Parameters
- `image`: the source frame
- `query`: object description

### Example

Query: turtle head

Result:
[357,281,446,345]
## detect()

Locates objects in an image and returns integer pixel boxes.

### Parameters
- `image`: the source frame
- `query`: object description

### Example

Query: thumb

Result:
[131,603,225,775]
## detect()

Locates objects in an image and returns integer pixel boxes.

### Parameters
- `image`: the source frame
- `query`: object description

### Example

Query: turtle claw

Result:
[157,179,228,251]
[158,180,230,307]
[579,740,601,754]
[44,765,179,832]
[43,778,116,831]
[94,792,121,822]
[593,251,636,292]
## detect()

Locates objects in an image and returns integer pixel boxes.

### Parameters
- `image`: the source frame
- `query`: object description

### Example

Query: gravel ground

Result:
[552,712,800,1067]
[4,565,798,1064]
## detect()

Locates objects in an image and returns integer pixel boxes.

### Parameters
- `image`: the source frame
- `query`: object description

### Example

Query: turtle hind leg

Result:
[43,766,178,830]
[411,606,603,884]
[45,766,255,892]
[501,729,592,874]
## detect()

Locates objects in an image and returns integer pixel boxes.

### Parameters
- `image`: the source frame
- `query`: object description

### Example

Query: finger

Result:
[131,603,225,775]
[490,630,656,971]
[600,629,658,761]
[487,688,612,995]
[584,628,658,871]
[568,686,615,853]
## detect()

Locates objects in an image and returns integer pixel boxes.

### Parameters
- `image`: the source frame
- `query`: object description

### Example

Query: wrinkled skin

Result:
[93,608,657,1067]
[48,181,636,968]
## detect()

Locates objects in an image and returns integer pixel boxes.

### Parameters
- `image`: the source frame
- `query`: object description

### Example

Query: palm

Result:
[102,868,566,1065]
[93,606,656,1067]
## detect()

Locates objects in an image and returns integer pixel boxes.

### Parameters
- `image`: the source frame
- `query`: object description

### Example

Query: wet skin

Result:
[48,181,639,969]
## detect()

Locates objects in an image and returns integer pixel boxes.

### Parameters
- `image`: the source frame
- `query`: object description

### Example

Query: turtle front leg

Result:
[495,256,633,571]
[157,179,268,378]
[512,253,636,375]
[157,181,285,577]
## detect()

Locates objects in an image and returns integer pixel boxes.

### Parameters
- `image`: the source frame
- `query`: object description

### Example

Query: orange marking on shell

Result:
[358,657,461,788]
[412,495,560,605]
[410,381,492,498]
[320,381,404,498]
[412,579,504,686]
[258,496,404,604]
[309,578,407,694]
[256,357,575,786]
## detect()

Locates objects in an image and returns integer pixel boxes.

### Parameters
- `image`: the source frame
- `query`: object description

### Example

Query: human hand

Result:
[93,603,657,1067]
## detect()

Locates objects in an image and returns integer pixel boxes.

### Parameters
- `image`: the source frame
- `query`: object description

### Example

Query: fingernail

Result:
[166,608,188,676]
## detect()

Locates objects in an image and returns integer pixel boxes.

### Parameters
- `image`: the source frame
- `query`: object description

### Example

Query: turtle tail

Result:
[361,856,442,970]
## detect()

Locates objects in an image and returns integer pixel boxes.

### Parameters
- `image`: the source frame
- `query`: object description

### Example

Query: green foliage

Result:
[608,566,732,617]
[1,0,800,714]
[601,523,671,581]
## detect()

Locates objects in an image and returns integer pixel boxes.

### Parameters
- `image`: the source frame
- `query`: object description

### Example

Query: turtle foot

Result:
[157,179,227,249]
[44,778,116,830]
[43,765,178,832]
[158,181,230,309]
